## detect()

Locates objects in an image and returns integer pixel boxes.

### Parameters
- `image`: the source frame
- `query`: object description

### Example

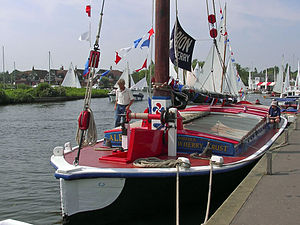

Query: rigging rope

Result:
[75,0,106,148]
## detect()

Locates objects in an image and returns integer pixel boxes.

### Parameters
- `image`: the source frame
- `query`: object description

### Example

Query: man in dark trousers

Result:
[268,100,281,128]
[114,79,134,127]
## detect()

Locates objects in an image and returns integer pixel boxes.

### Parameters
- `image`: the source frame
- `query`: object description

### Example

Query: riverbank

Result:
[0,84,109,105]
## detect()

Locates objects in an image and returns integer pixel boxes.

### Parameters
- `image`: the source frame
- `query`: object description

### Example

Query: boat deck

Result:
[61,104,282,169]
[183,113,261,141]
[64,123,279,169]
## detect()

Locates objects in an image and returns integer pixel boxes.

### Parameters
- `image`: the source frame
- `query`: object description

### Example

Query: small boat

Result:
[272,97,299,123]
[61,63,81,88]
[51,1,287,224]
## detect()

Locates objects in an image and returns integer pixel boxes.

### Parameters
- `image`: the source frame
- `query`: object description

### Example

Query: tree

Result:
[235,63,248,85]
[99,76,110,88]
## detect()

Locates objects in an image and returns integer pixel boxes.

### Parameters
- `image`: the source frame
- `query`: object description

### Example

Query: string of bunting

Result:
[82,27,154,81]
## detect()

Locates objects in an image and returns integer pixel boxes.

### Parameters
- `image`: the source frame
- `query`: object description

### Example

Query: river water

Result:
[0,94,271,224]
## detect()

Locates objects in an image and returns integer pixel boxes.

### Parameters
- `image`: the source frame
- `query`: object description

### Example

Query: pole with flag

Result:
[79,3,92,47]
[86,2,92,47]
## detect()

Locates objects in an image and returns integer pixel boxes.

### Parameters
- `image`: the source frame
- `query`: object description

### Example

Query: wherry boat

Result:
[51,1,287,224]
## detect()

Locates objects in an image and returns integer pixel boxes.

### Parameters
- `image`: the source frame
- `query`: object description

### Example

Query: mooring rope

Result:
[176,164,180,225]
[202,159,213,225]
[75,0,106,147]
[133,156,190,225]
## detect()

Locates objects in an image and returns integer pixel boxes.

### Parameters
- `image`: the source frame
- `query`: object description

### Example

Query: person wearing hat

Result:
[268,100,281,126]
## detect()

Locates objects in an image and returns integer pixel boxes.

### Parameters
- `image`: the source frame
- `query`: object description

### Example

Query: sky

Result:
[1,0,300,74]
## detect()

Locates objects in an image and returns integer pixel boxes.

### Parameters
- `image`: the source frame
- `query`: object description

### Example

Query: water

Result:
[0,97,148,224]
[0,93,270,224]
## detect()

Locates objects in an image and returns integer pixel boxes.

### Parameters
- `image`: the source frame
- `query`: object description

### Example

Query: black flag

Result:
[170,18,196,72]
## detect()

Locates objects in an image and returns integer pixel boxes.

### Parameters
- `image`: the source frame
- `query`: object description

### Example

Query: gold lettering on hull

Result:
[108,133,122,142]
[177,136,228,152]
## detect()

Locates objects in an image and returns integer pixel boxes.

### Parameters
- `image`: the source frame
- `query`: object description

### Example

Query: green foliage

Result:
[99,76,110,88]
[64,87,109,97]
[55,86,67,96]
[0,89,9,104]
[35,83,51,92]
[235,63,249,86]
[5,89,34,103]
[16,84,31,89]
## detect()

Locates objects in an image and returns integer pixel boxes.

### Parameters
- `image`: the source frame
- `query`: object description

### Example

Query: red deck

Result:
[63,104,279,169]
[64,127,278,168]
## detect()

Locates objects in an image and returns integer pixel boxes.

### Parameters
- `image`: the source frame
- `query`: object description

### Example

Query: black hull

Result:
[63,160,257,225]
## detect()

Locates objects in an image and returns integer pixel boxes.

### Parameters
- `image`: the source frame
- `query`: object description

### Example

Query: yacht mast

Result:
[2,46,5,85]
[48,51,51,85]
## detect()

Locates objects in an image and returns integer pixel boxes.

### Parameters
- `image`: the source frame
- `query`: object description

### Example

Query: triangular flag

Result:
[83,58,90,77]
[134,38,142,48]
[115,52,122,64]
[86,5,91,17]
[119,47,132,57]
[140,39,150,48]
[79,31,90,42]
[100,70,110,79]
[135,59,147,72]
[148,27,154,39]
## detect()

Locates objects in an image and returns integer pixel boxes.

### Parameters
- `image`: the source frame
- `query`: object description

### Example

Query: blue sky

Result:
[1,0,299,73]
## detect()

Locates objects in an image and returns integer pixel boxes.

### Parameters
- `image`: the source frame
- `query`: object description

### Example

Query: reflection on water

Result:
[0,94,268,224]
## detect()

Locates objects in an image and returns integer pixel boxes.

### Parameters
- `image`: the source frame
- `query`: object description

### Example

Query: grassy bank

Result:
[0,83,109,105]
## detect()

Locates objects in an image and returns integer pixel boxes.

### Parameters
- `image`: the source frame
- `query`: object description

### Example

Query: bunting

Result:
[135,59,147,72]
[98,70,110,81]
[114,27,154,67]
[83,58,90,77]
[140,39,150,48]
[114,52,122,65]
[86,5,91,17]
[79,31,90,42]
[134,38,143,48]
[148,27,154,39]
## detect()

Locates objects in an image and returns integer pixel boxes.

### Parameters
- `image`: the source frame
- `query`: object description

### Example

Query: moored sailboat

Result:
[51,1,287,224]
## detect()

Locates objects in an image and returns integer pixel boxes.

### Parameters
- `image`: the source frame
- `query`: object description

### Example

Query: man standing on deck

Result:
[268,100,281,127]
[114,78,134,127]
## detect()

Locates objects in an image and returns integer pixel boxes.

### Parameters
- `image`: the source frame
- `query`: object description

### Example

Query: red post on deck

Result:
[154,0,170,97]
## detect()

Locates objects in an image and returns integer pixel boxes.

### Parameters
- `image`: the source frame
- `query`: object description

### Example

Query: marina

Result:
[1,96,300,225]
[1,0,300,225]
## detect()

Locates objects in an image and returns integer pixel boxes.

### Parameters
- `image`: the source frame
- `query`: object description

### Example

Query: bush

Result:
[7,89,34,103]
[54,86,66,97]
[35,83,66,97]
[0,89,9,104]
[16,84,31,89]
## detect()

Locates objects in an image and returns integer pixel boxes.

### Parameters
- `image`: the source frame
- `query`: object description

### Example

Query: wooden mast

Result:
[154,0,170,97]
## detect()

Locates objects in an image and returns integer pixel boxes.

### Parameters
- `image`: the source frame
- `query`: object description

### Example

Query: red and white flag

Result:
[86,5,91,17]
[135,59,147,72]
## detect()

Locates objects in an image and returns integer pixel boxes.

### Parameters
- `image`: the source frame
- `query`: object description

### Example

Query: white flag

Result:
[79,31,90,42]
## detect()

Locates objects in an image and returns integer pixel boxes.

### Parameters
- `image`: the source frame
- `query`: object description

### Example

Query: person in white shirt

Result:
[114,79,134,127]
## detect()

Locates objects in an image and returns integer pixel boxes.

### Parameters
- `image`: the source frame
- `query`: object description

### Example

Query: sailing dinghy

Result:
[51,1,287,224]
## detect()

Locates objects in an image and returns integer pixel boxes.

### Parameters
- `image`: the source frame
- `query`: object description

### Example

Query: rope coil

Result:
[133,157,191,168]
